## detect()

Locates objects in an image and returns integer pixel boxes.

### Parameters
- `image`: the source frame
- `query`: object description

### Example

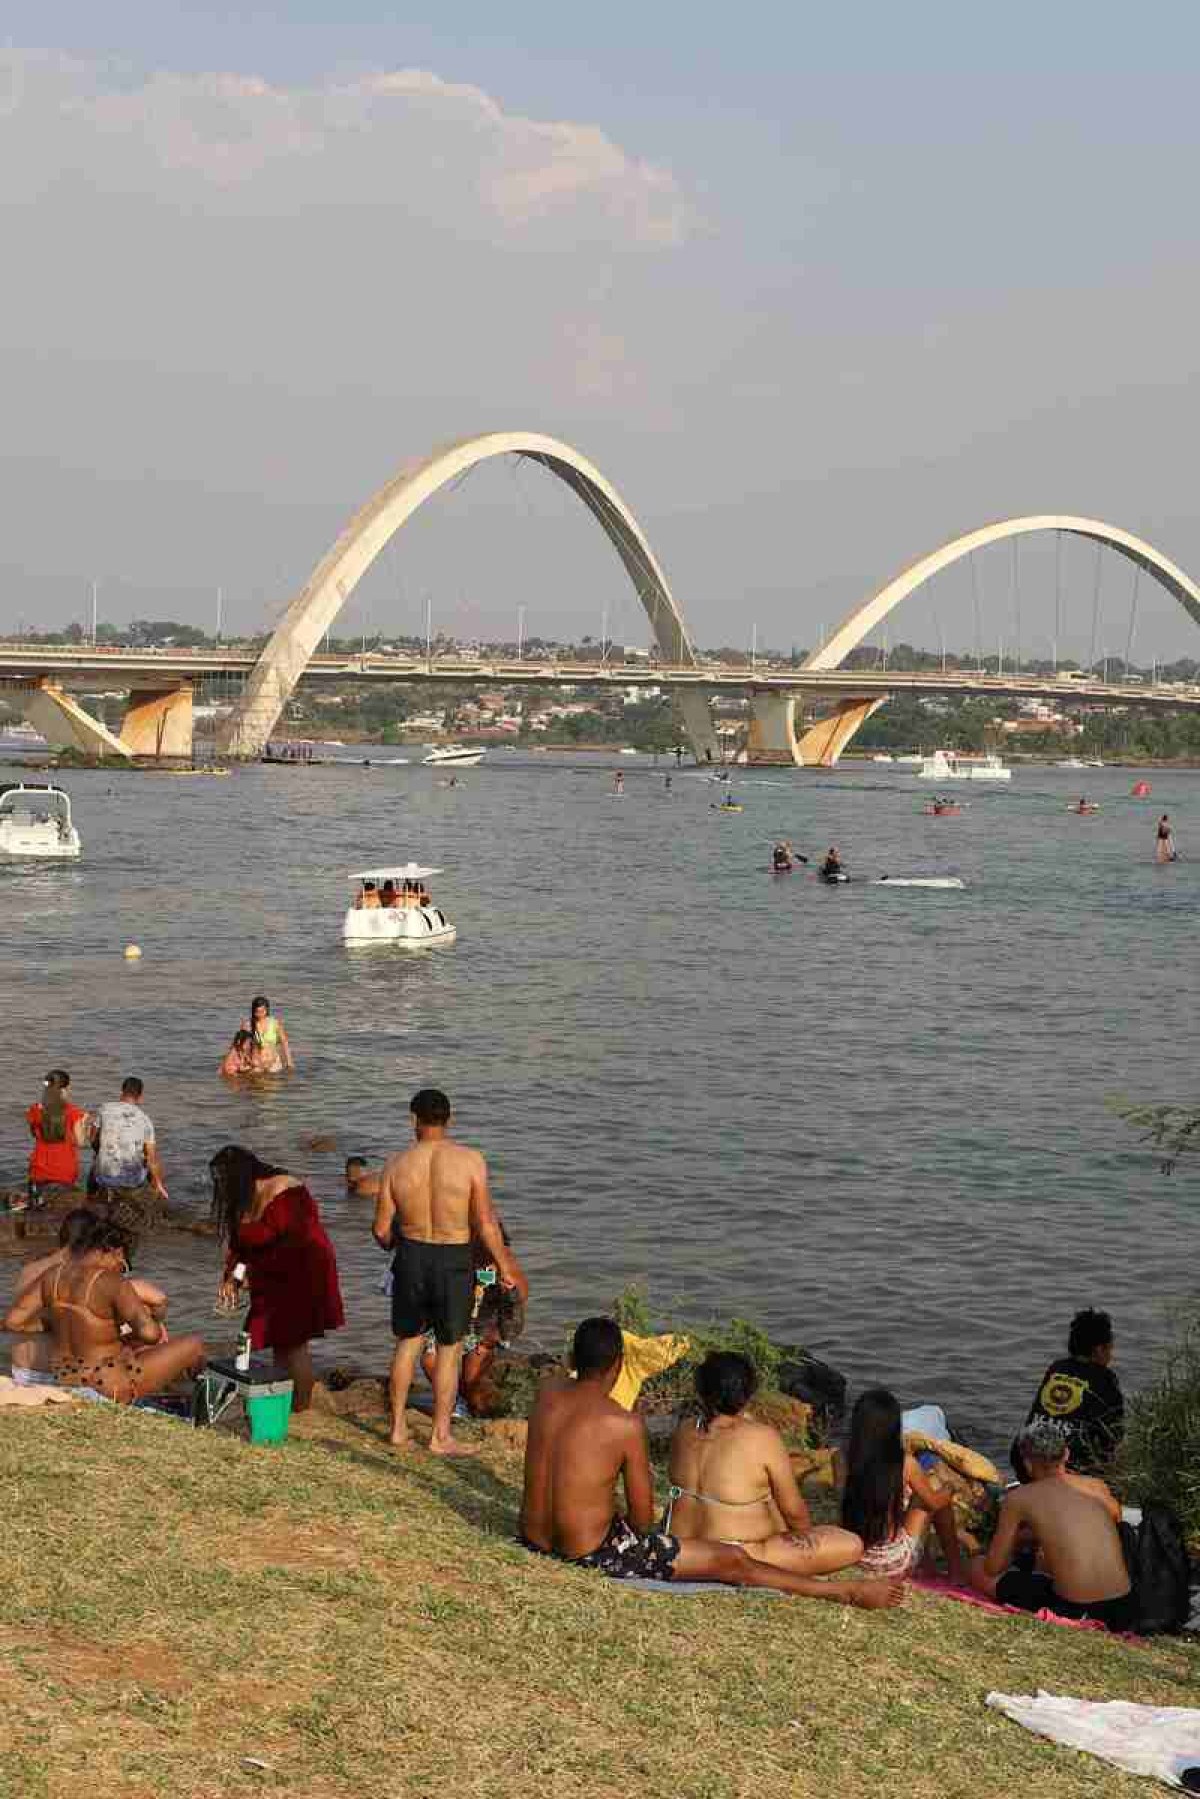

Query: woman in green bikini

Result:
[666,1351,863,1576]
[242,996,295,1074]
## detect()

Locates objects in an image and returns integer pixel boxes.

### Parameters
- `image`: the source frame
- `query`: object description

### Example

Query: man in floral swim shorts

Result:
[519,1317,902,1608]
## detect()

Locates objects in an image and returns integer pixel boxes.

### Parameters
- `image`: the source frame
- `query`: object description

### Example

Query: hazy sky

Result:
[4,2,1200,660]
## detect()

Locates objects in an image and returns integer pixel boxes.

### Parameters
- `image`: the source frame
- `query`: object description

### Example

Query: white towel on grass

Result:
[987,1691,1200,1789]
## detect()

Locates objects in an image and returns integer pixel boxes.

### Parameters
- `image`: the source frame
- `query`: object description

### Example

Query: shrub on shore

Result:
[1117,1304,1200,1552]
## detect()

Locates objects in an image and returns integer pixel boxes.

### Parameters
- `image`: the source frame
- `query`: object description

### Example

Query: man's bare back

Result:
[378,1138,484,1243]
[521,1376,649,1558]
[1007,1472,1129,1603]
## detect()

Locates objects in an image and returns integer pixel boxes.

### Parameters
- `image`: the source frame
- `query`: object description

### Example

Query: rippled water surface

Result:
[1,751,1195,1453]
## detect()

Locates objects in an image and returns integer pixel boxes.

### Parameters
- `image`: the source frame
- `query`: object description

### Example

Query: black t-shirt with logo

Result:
[1025,1355,1125,1469]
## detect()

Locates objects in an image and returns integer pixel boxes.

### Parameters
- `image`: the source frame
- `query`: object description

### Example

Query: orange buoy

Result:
[1132,780,1151,798]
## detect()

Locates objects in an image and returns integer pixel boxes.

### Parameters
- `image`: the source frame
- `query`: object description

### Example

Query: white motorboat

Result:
[343,863,457,948]
[423,746,485,768]
[871,753,895,763]
[0,783,81,859]
[917,750,1011,782]
[894,753,923,766]
[1056,756,1088,769]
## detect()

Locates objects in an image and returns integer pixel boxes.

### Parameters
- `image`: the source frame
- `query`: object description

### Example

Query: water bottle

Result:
[235,1330,251,1374]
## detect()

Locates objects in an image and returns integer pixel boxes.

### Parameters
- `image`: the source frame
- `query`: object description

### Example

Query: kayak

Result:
[1068,804,1100,814]
[820,871,850,884]
[872,876,966,889]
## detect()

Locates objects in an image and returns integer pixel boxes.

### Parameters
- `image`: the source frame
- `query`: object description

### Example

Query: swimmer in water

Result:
[614,771,624,794]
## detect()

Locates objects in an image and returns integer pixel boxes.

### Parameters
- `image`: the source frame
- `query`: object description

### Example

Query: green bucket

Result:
[246,1385,293,1444]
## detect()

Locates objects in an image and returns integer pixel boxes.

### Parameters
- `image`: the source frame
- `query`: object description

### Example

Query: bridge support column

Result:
[674,689,723,765]
[21,682,133,759]
[795,695,887,767]
[119,684,194,758]
[744,692,799,765]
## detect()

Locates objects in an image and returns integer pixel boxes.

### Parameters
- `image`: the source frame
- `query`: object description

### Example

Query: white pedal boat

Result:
[343,863,457,948]
[0,783,81,860]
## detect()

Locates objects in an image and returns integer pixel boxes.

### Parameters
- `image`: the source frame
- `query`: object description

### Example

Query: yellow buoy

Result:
[124,944,142,960]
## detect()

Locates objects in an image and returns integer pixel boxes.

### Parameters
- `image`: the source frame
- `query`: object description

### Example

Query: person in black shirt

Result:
[1011,1308,1124,1480]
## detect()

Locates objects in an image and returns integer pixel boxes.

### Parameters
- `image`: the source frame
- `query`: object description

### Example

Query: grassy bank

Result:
[1,1397,1195,1799]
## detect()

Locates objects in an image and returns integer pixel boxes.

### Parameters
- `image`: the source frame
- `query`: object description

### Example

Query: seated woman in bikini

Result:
[666,1351,863,1576]
[3,1215,205,1403]
[5,1207,168,1384]
[842,1387,965,1582]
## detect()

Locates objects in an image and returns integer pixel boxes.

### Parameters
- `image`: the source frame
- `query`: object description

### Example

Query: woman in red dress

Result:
[209,1146,344,1410]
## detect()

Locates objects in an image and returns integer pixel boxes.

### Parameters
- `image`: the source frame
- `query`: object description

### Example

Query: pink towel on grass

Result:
[912,1570,1142,1641]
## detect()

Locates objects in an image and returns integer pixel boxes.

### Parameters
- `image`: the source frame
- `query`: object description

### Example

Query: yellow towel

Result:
[609,1331,690,1410]
[904,1431,1001,1486]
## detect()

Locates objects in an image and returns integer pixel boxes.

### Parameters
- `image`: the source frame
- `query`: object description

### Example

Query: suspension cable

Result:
[1053,530,1062,671]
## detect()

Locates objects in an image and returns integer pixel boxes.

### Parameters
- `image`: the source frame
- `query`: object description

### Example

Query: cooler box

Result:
[204,1355,294,1444]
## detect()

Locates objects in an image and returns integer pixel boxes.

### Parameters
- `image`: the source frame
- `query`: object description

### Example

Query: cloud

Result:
[0,50,699,247]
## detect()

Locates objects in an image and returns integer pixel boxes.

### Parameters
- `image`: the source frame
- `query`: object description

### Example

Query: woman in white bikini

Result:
[841,1387,965,1581]
[666,1351,863,1576]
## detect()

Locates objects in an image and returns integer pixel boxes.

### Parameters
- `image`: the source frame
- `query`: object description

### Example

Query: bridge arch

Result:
[804,514,1200,672]
[217,431,719,759]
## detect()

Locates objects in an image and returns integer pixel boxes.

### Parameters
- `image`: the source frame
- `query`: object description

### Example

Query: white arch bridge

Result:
[4,433,1200,761]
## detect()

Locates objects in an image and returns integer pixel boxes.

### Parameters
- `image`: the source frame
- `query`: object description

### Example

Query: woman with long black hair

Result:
[841,1387,964,1582]
[210,1146,343,1410]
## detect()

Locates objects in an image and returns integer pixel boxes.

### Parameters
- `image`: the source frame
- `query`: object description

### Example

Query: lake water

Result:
[1,750,1195,1455]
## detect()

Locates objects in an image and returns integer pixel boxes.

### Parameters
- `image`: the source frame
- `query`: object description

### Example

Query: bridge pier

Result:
[119,684,194,758]
[744,692,800,764]
[674,689,722,765]
[795,695,887,766]
[19,681,133,759]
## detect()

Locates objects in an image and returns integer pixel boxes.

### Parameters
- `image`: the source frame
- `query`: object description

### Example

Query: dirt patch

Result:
[1,1628,191,1694]
[216,1519,366,1573]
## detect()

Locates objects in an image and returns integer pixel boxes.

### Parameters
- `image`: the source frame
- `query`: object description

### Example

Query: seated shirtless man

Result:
[520,1317,903,1609]
[969,1417,1136,1632]
[5,1214,204,1403]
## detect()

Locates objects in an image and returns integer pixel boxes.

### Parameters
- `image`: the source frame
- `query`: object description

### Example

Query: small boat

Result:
[343,863,457,948]
[922,801,962,816]
[0,782,81,859]
[422,746,485,768]
[871,753,895,764]
[714,799,743,813]
[619,747,639,756]
[894,754,924,766]
[820,870,850,884]
[1068,802,1100,815]
[1056,757,1088,770]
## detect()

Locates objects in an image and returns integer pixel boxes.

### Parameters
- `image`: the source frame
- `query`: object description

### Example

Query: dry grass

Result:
[1,1398,1196,1799]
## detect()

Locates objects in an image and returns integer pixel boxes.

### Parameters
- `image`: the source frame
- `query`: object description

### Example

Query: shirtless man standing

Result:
[373,1089,526,1456]
[520,1316,904,1608]
[970,1417,1136,1631]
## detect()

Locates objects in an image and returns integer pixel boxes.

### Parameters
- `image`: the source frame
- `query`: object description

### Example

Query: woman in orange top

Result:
[26,1070,89,1199]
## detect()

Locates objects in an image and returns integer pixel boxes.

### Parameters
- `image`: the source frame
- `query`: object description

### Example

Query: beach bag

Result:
[1125,1503,1191,1635]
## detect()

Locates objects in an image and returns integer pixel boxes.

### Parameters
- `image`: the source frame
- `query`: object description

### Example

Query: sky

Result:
[4,1,1200,660]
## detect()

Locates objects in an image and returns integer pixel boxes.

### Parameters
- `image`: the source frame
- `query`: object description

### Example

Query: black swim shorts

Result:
[995,1567,1137,1633]
[573,1517,681,1582]
[391,1238,474,1345]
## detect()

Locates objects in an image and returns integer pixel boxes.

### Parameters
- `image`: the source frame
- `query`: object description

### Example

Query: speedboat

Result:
[871,753,895,763]
[343,863,457,948]
[422,746,485,768]
[1057,757,1088,770]
[0,783,81,859]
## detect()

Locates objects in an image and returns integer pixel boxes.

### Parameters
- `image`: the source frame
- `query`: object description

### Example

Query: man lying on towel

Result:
[969,1417,1136,1632]
[519,1316,903,1610]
